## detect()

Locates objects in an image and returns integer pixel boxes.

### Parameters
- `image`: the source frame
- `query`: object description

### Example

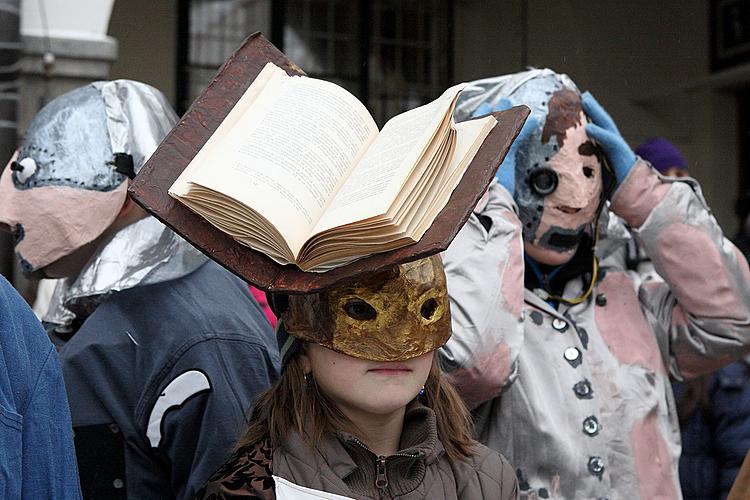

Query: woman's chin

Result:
[350,384,420,416]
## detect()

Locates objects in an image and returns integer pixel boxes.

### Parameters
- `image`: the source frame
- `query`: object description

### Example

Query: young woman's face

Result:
[302,344,433,417]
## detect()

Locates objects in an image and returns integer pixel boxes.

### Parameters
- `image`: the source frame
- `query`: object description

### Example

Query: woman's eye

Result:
[420,298,438,320]
[343,299,377,321]
[582,166,594,178]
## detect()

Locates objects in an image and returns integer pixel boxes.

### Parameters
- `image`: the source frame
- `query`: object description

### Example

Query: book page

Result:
[312,83,465,234]
[273,476,354,500]
[171,62,282,195]
[172,63,379,257]
[298,115,496,271]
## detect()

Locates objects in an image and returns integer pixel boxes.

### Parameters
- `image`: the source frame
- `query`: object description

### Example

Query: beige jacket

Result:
[197,401,519,499]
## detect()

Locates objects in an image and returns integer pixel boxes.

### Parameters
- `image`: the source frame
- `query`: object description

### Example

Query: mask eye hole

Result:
[529,167,558,195]
[582,166,594,178]
[343,298,377,321]
[420,298,438,320]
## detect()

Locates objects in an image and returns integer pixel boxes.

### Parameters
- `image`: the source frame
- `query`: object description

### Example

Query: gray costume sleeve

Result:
[440,182,525,409]
[139,335,278,500]
[611,160,750,380]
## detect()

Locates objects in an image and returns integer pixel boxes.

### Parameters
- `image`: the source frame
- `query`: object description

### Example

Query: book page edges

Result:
[298,115,496,271]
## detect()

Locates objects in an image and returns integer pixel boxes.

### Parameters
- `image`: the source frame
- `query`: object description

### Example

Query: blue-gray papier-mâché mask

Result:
[455,70,605,265]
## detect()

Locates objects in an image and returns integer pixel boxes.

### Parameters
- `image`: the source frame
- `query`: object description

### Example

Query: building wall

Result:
[107,0,178,105]
[453,0,526,80]
[106,0,743,233]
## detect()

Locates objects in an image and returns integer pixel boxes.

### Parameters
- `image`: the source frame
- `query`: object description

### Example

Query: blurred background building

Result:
[3,0,750,294]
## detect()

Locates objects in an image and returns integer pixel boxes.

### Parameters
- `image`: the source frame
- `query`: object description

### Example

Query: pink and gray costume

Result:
[440,70,750,499]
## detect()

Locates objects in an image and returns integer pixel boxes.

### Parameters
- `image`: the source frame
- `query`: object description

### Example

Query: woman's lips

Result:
[368,364,412,374]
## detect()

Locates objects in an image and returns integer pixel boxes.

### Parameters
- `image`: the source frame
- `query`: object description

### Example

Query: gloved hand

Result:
[473,98,537,197]
[581,91,636,185]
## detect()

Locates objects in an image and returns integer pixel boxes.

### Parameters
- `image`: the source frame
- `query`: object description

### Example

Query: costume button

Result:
[113,478,124,489]
[564,347,580,361]
[596,293,607,306]
[588,456,605,478]
[109,423,120,434]
[573,379,594,399]
[551,318,568,332]
[564,347,582,368]
[582,416,600,436]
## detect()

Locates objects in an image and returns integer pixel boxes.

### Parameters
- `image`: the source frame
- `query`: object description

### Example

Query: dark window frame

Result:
[176,0,454,122]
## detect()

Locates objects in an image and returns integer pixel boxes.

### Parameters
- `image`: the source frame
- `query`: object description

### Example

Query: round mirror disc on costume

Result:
[552,318,568,332]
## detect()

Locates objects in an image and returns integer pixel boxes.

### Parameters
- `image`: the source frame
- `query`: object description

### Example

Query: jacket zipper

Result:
[348,436,421,498]
[375,455,388,498]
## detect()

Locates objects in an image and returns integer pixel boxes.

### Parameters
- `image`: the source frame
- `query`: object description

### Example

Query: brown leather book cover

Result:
[129,32,529,293]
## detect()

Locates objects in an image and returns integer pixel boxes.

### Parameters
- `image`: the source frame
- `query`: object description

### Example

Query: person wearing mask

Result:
[197,255,519,499]
[440,69,750,499]
[0,80,280,499]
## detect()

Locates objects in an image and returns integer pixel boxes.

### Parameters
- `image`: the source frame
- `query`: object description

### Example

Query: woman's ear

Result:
[298,343,312,374]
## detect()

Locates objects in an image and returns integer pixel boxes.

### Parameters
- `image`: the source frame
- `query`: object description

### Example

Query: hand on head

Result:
[581,91,636,185]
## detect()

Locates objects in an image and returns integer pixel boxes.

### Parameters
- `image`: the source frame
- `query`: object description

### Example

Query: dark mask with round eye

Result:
[281,255,451,361]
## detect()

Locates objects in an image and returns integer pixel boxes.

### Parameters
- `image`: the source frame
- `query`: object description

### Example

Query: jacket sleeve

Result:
[611,160,750,380]
[0,275,82,500]
[439,182,525,409]
[140,335,279,500]
[194,439,276,499]
[22,345,83,500]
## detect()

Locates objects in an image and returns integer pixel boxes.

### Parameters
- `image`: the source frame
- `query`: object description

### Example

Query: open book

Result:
[169,62,496,272]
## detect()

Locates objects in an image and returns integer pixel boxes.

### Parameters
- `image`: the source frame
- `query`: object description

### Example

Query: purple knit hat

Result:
[634,137,688,174]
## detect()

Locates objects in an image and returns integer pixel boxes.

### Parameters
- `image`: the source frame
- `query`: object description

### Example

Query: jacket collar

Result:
[316,399,443,497]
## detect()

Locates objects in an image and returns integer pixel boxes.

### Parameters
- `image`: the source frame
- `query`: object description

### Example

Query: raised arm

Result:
[584,92,750,380]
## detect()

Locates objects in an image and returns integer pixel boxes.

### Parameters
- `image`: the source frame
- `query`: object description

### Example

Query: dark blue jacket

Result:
[0,275,82,499]
[674,360,750,499]
[57,261,280,500]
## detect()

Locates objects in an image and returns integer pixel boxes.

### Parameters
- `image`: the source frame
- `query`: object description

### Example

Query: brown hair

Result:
[237,350,477,462]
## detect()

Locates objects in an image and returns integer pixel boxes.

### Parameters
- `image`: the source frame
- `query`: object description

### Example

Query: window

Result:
[177,0,453,123]
[176,0,272,114]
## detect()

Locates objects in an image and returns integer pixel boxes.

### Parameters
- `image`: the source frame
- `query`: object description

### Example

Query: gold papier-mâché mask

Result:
[281,255,451,361]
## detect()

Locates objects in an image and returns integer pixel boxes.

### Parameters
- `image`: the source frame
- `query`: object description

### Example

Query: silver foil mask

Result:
[0,80,180,273]
[13,84,124,192]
